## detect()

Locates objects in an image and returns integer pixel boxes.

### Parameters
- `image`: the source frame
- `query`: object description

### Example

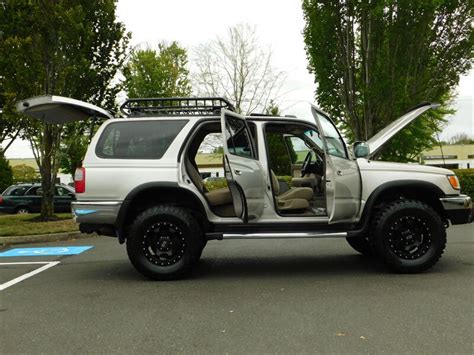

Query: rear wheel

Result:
[126,205,203,280]
[371,200,446,273]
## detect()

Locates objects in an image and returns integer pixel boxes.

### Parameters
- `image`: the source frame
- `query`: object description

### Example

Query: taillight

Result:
[74,167,86,193]
[0,195,3,204]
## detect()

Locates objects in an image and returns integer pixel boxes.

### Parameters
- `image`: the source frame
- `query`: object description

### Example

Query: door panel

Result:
[311,105,361,223]
[221,109,265,222]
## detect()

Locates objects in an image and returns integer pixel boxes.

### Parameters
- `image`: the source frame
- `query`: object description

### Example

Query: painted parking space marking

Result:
[0,246,93,257]
[0,261,60,291]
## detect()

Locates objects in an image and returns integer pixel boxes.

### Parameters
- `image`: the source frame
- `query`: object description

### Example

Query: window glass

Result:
[3,186,30,196]
[314,113,348,158]
[56,187,72,196]
[25,187,42,196]
[288,136,312,163]
[303,129,324,152]
[96,120,188,159]
[225,116,254,158]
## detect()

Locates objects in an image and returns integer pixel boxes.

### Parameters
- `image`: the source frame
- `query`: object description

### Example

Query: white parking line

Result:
[0,261,60,291]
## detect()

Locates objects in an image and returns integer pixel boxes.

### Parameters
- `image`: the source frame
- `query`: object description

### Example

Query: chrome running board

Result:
[221,232,347,239]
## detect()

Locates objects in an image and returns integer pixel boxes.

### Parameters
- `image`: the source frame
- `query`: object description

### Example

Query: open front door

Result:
[221,109,265,222]
[311,105,361,223]
[16,95,113,123]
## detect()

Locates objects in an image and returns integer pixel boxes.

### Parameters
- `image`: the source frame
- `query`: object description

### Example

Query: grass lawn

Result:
[0,213,78,237]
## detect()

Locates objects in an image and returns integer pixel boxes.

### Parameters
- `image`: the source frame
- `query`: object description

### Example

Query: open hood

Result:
[366,102,439,157]
[16,95,113,124]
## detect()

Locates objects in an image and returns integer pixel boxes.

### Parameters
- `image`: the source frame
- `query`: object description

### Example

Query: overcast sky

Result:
[3,0,473,158]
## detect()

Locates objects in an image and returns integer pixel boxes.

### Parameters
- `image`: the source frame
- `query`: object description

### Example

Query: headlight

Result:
[447,175,460,190]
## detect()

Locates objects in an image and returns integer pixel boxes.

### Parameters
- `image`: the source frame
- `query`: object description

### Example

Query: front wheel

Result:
[371,200,446,273]
[126,205,203,280]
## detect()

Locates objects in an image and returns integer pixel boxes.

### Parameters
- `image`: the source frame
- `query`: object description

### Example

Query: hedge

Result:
[0,152,13,193]
[453,169,474,198]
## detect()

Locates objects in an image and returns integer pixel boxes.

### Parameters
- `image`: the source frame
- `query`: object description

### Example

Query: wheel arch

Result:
[116,182,209,243]
[351,180,447,237]
[15,206,31,213]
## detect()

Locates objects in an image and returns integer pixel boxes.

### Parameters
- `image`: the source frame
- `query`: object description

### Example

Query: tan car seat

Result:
[185,158,233,206]
[271,170,313,212]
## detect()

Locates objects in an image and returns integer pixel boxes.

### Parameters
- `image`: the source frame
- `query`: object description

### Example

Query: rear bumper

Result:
[440,195,472,225]
[71,201,122,225]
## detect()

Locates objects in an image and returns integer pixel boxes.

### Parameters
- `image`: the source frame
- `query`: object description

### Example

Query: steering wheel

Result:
[300,151,312,177]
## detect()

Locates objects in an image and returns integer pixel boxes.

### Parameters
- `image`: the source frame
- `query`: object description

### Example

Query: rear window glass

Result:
[96,120,187,159]
[3,186,31,196]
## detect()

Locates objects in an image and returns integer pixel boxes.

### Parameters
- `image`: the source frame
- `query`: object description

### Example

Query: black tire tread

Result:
[127,204,202,280]
[370,199,446,273]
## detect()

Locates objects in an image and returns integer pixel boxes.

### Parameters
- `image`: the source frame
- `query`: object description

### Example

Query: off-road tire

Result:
[371,199,446,273]
[346,236,374,256]
[126,205,203,280]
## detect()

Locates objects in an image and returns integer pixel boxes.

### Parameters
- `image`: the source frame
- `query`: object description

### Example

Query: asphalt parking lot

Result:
[1,224,472,354]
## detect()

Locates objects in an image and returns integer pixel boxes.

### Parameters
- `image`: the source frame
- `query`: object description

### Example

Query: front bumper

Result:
[71,201,122,225]
[440,195,472,225]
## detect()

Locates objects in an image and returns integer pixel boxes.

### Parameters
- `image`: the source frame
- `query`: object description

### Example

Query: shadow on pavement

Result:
[192,254,385,280]
[81,253,386,282]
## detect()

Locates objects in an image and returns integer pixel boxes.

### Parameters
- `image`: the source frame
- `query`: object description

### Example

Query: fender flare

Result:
[348,180,445,237]
[115,182,208,243]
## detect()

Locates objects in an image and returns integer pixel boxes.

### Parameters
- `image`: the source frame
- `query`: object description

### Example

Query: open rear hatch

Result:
[16,95,113,123]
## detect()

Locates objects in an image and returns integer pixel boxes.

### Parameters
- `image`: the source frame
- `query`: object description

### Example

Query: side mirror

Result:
[353,141,370,158]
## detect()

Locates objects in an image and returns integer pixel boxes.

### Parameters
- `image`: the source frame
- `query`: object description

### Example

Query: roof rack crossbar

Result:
[120,97,235,117]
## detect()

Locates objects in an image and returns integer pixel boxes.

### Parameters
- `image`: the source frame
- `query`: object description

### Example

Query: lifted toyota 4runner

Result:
[17,96,472,280]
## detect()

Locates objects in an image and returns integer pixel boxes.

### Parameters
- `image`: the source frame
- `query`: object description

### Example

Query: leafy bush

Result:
[453,169,474,198]
[0,152,13,193]
[12,164,40,183]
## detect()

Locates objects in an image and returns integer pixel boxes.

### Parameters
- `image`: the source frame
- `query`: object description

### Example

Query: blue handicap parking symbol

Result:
[0,246,93,257]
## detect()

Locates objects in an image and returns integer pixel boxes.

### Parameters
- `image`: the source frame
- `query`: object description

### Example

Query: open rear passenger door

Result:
[221,109,266,222]
[16,95,113,123]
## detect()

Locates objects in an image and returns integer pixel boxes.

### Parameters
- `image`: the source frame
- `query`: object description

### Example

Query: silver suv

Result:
[18,95,472,280]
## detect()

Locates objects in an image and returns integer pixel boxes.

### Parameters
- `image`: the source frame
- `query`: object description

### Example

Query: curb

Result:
[0,232,96,249]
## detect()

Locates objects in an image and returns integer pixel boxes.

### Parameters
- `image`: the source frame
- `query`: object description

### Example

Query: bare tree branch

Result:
[192,23,286,115]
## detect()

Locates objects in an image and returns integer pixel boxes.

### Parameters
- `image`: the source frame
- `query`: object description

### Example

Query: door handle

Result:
[234,169,242,175]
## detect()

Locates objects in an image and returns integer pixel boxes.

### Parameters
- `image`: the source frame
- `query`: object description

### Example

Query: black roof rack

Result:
[120,97,235,117]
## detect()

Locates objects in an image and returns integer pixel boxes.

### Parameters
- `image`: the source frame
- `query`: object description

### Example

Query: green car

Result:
[0,183,75,214]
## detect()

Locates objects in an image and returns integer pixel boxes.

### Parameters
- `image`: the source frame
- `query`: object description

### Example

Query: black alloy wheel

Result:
[386,215,432,260]
[142,221,186,267]
[371,199,446,273]
[127,205,203,280]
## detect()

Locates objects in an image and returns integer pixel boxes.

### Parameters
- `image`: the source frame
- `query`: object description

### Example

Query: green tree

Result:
[58,122,97,180]
[123,42,192,98]
[0,151,13,193]
[302,0,473,162]
[264,101,296,175]
[1,0,130,220]
[12,164,40,184]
